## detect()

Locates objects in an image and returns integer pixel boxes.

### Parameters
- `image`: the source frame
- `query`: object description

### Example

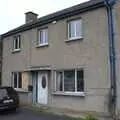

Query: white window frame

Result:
[68,19,83,40]
[13,35,20,51]
[12,72,22,89]
[55,69,84,94]
[38,28,48,46]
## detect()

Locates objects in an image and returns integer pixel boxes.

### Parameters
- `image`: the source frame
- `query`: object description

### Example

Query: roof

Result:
[1,0,104,38]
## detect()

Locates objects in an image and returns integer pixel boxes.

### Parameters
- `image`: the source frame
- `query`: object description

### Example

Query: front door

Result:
[37,72,48,104]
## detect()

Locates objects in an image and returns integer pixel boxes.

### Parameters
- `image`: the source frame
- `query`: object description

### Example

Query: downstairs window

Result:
[56,69,84,92]
[12,72,22,89]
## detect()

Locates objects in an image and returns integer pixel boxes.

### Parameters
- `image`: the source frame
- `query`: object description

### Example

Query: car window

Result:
[0,88,8,100]
[7,87,17,95]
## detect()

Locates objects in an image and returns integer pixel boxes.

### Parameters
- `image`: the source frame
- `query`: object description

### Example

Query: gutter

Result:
[104,0,117,118]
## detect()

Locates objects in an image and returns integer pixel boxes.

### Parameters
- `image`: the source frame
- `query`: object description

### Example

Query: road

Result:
[0,108,71,120]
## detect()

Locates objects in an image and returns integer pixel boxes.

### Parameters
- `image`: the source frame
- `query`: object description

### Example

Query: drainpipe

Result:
[104,0,117,118]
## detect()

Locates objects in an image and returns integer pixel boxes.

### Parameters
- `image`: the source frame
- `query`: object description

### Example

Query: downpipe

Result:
[104,0,117,119]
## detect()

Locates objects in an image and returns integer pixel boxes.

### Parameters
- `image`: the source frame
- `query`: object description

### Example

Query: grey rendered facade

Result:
[1,0,120,117]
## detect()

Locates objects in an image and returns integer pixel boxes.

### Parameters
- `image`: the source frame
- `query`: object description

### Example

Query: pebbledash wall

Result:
[1,1,115,115]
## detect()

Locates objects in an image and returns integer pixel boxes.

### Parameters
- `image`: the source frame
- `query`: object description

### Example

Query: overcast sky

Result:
[0,0,89,35]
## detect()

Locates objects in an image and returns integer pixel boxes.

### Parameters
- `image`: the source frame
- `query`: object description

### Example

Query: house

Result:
[1,0,120,118]
[0,35,2,86]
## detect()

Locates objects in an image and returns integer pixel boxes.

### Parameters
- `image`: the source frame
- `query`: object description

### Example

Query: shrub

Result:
[84,114,98,120]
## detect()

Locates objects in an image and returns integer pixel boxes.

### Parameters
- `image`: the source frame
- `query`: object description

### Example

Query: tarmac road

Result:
[0,108,71,120]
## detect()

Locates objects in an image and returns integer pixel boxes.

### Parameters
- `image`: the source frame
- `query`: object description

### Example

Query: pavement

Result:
[0,108,71,120]
[0,107,114,120]
[25,105,113,120]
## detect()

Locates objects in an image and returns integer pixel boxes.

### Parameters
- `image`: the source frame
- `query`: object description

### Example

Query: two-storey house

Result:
[1,0,120,117]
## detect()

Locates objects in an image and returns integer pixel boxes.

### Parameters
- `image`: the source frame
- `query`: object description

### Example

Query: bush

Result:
[84,114,98,120]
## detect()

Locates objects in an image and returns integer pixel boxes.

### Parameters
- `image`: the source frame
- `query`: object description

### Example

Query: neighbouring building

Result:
[0,35,2,86]
[1,0,120,118]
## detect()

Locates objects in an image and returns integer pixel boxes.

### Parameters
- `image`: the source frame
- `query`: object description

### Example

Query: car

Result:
[0,86,19,111]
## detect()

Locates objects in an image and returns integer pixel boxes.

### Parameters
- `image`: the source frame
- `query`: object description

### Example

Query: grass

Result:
[63,115,83,120]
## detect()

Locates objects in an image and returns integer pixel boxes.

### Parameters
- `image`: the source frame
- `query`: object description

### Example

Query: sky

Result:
[0,0,89,35]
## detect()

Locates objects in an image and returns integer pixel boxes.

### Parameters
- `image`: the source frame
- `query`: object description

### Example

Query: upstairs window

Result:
[38,28,48,45]
[56,69,84,92]
[12,72,22,89]
[68,19,83,40]
[13,35,21,51]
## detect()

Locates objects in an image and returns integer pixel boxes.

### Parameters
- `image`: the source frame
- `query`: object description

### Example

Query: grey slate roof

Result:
[1,0,104,38]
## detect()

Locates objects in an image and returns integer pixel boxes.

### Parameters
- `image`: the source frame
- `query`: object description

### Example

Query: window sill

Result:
[65,37,83,42]
[36,43,49,48]
[52,91,85,97]
[12,49,21,53]
[14,88,29,93]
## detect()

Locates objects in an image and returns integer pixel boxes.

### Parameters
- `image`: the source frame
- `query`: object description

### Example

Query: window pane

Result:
[39,29,48,44]
[14,36,20,49]
[77,70,84,92]
[40,30,44,44]
[76,20,82,37]
[45,29,48,44]
[13,73,17,88]
[56,72,63,91]
[42,29,45,43]
[43,29,46,44]
[15,38,18,49]
[69,21,75,38]
[68,19,82,39]
[13,39,15,49]
[18,35,21,49]
[64,70,75,92]
[18,73,22,88]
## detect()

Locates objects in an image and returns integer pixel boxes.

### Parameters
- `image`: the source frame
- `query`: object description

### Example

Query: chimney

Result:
[25,11,38,24]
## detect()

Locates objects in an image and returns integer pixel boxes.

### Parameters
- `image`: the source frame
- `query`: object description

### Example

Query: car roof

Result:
[0,86,13,89]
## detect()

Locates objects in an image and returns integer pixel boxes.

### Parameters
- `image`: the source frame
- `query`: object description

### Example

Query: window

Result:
[12,72,22,88]
[64,70,75,92]
[56,72,63,91]
[0,88,8,99]
[38,28,48,45]
[68,19,83,40]
[13,35,21,51]
[56,69,84,92]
